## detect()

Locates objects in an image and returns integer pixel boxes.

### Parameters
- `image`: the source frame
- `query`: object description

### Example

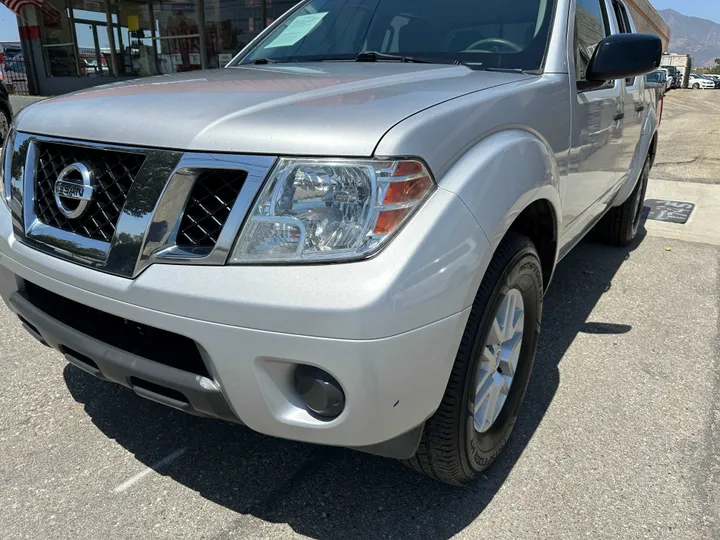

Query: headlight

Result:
[229,158,435,263]
[0,129,14,211]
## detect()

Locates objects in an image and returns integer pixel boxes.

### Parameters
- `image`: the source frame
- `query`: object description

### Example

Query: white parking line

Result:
[113,448,187,494]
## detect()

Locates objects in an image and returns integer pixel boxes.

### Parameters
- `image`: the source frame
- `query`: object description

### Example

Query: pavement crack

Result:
[655,155,701,166]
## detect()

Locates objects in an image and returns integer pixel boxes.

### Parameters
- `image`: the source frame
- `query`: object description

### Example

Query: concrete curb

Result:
[644,178,720,246]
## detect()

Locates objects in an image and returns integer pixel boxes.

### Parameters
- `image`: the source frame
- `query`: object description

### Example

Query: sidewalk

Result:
[644,178,720,246]
[9,95,48,113]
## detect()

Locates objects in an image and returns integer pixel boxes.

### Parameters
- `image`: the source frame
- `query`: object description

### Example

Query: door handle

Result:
[614,112,625,121]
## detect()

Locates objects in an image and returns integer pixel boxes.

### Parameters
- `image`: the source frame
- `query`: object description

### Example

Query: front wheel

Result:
[404,234,543,485]
[693,83,700,89]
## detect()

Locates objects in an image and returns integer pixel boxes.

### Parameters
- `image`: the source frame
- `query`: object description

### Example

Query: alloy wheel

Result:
[473,288,525,433]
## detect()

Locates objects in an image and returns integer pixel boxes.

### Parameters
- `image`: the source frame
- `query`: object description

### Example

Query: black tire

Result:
[693,83,700,89]
[404,233,543,485]
[596,157,649,246]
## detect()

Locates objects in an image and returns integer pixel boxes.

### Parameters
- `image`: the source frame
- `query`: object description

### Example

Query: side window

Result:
[617,1,633,33]
[575,0,610,84]
[612,0,635,85]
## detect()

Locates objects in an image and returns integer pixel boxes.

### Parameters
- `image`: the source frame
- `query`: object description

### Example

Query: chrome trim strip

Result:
[22,139,38,235]
[137,165,197,263]
[22,134,149,154]
[105,150,184,276]
[140,153,277,270]
[26,221,109,263]
[1,129,14,207]
[8,131,28,237]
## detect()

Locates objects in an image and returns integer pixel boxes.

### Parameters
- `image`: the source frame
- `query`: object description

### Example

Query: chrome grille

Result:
[176,169,247,249]
[9,132,276,278]
[34,142,146,243]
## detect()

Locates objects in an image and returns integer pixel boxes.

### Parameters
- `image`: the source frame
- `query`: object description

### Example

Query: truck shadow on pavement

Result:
[63,231,646,540]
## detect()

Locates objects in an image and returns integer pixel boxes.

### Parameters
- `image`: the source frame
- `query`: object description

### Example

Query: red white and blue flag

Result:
[1,0,45,16]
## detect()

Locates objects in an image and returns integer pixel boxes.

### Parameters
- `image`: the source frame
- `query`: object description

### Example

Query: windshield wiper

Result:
[250,53,478,67]
[356,51,440,64]
[473,66,534,74]
[253,58,281,65]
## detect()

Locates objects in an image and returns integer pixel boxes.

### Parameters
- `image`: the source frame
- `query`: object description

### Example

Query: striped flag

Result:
[1,0,44,16]
[1,0,61,27]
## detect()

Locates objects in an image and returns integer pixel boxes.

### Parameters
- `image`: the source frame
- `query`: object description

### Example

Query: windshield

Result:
[234,0,556,71]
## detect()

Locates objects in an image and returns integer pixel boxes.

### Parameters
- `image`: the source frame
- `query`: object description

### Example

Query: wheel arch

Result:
[506,198,558,290]
[437,129,563,293]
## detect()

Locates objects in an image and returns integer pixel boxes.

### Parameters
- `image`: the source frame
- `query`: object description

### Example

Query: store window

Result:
[112,0,157,78]
[266,0,299,26]
[109,0,203,76]
[38,0,303,79]
[40,0,79,76]
[152,0,203,73]
[204,0,260,69]
[72,7,116,77]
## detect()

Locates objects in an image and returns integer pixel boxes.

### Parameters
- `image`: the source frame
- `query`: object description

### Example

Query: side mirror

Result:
[586,33,662,82]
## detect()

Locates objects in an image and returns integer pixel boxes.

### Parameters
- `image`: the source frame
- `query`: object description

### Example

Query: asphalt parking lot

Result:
[1,90,719,540]
[653,89,720,185]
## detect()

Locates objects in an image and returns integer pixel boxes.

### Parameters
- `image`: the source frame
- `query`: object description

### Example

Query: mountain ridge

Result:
[659,8,720,68]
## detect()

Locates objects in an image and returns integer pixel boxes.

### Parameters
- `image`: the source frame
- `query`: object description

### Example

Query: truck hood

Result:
[16,64,531,156]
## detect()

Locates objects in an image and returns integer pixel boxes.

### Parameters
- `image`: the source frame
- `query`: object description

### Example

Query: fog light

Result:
[294,365,345,419]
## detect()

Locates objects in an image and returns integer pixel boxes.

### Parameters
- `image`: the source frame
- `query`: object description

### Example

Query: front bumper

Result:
[0,188,487,456]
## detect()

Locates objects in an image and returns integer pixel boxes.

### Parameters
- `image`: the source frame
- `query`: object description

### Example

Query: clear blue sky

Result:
[0,5,20,42]
[651,0,720,23]
[1,1,720,47]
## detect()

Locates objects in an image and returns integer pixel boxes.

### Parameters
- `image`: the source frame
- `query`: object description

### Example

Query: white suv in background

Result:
[689,74,715,89]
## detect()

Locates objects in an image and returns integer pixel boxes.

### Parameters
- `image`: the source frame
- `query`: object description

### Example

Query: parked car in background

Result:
[1,49,28,94]
[647,69,668,93]
[689,74,715,89]
[661,65,681,89]
[647,69,668,94]
[656,68,672,92]
[705,74,720,87]
[0,80,11,143]
[0,0,663,485]
[5,54,24,74]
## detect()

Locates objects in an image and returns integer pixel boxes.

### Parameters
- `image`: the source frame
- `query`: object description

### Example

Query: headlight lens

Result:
[0,129,14,211]
[229,158,435,263]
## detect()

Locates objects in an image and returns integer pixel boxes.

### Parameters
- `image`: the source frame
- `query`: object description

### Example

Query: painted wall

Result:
[625,0,672,49]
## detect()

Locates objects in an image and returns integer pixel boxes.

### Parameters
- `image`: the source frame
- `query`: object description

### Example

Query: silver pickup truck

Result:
[0,0,661,485]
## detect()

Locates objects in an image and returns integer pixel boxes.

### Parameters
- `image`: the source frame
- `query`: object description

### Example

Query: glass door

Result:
[151,0,203,73]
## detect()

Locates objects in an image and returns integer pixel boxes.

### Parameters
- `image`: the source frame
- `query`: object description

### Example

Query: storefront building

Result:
[14,0,299,96]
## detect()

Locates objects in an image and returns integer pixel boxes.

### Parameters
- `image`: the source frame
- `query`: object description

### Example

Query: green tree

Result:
[711,58,720,75]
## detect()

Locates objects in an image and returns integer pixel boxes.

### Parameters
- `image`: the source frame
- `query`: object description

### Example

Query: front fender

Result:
[437,129,563,252]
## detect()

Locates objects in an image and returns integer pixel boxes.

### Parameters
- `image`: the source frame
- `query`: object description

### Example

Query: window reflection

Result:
[37,0,303,79]
[114,0,156,77]
[204,0,261,68]
[41,0,79,77]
